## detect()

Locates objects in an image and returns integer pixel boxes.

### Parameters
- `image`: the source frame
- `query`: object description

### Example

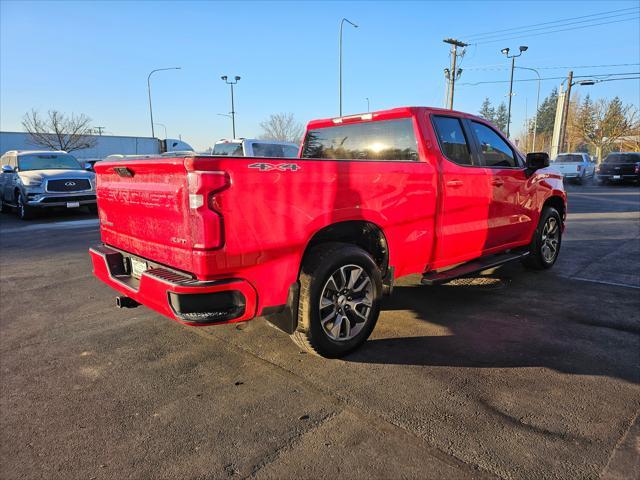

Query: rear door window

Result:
[471,122,518,168]
[252,143,285,157]
[301,118,419,161]
[431,116,473,166]
[213,143,244,156]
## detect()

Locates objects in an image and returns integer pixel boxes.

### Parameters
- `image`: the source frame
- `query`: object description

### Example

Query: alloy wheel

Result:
[318,264,373,341]
[540,217,560,263]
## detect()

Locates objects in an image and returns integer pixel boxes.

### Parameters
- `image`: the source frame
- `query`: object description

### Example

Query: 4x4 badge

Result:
[248,163,300,172]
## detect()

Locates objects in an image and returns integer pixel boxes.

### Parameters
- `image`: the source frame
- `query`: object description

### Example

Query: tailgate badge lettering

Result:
[248,163,300,172]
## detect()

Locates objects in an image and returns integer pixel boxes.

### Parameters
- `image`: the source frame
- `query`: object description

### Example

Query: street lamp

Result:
[221,75,241,138]
[514,66,541,151]
[339,18,358,116]
[147,67,181,138]
[365,97,370,112]
[501,45,528,138]
[154,123,168,139]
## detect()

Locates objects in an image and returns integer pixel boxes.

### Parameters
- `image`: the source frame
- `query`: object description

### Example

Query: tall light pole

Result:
[501,46,528,138]
[339,18,358,116]
[515,66,540,151]
[147,67,181,138]
[154,123,168,139]
[221,75,240,138]
[365,97,370,112]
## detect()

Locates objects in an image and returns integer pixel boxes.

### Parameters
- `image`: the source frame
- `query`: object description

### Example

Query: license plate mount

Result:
[66,201,80,208]
[613,175,621,180]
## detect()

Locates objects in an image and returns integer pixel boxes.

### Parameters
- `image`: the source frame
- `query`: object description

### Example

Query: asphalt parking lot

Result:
[1,183,639,480]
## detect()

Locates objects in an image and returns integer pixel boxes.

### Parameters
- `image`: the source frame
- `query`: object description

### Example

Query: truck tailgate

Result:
[95,157,227,274]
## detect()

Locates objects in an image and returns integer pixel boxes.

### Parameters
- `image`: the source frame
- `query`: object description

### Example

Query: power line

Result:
[466,11,636,42]
[472,17,639,45]
[459,72,640,86]
[464,63,640,71]
[462,7,638,40]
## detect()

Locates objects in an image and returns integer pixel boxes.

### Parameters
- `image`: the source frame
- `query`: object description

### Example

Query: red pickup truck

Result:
[90,107,566,357]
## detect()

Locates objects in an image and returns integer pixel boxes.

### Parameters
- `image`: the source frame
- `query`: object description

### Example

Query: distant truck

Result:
[596,152,640,184]
[213,139,299,158]
[551,153,596,184]
[90,107,566,357]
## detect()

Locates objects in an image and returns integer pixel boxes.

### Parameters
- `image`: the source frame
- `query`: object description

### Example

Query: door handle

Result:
[492,178,504,186]
[446,180,463,188]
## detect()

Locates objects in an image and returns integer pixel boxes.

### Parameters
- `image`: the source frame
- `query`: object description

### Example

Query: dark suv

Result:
[596,152,640,185]
[0,150,97,219]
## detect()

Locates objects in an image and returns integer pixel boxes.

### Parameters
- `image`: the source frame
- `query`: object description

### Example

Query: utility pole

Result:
[94,126,105,135]
[443,38,467,110]
[559,70,574,153]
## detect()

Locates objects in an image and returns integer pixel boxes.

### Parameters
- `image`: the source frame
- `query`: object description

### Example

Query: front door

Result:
[467,120,533,248]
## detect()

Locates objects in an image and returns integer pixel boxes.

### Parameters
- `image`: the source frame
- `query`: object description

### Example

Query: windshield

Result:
[604,153,640,164]
[301,118,419,161]
[18,153,82,171]
[213,143,244,156]
[554,154,583,163]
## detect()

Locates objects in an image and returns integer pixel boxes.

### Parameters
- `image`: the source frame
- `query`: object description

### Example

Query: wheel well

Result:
[544,196,566,221]
[304,221,389,274]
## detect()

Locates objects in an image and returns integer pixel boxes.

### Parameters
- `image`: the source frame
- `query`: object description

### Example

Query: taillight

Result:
[577,165,582,172]
[187,171,230,250]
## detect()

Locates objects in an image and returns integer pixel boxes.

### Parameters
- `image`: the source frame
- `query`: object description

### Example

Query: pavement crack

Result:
[243,411,339,479]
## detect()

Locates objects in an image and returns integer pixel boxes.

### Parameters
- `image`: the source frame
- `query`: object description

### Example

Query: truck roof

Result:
[306,106,483,130]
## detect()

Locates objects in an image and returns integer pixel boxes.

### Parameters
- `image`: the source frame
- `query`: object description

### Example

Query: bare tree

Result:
[22,110,98,152]
[259,113,305,143]
[573,97,639,162]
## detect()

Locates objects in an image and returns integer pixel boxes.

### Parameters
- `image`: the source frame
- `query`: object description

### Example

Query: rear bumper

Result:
[89,244,257,326]
[597,174,639,181]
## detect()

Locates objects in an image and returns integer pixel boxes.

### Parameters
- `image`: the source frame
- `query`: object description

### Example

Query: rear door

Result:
[430,115,494,266]
[467,120,533,248]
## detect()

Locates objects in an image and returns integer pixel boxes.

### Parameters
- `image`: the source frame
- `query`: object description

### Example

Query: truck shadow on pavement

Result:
[345,267,640,384]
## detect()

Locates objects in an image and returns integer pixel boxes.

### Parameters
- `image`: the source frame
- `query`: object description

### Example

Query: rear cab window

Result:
[555,154,584,163]
[301,118,419,161]
[213,143,244,156]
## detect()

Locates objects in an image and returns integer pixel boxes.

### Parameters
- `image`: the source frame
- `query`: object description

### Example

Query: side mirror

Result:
[84,162,93,171]
[526,152,550,172]
[1,165,14,174]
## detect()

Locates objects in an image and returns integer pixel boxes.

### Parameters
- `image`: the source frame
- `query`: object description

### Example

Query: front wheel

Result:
[522,206,562,270]
[291,243,382,358]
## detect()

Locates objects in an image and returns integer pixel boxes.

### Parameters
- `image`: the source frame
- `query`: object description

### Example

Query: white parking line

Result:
[566,276,640,290]
[0,218,99,234]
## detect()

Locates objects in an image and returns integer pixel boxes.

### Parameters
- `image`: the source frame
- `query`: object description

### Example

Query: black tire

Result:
[522,206,562,270]
[16,192,35,220]
[575,176,583,185]
[291,243,383,358]
[87,204,98,214]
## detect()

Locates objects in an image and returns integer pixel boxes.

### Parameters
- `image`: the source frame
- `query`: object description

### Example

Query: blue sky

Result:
[1,0,638,150]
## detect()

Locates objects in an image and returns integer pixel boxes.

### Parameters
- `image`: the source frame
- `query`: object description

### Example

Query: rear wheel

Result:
[522,206,562,270]
[291,243,382,358]
[16,192,35,220]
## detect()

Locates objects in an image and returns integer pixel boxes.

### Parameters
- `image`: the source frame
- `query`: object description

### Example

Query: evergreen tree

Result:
[534,87,559,135]
[494,102,509,132]
[478,97,496,123]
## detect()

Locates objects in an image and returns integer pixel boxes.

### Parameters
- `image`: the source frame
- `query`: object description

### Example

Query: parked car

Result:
[551,153,596,184]
[596,152,640,185]
[212,138,299,158]
[0,150,96,219]
[90,107,566,358]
